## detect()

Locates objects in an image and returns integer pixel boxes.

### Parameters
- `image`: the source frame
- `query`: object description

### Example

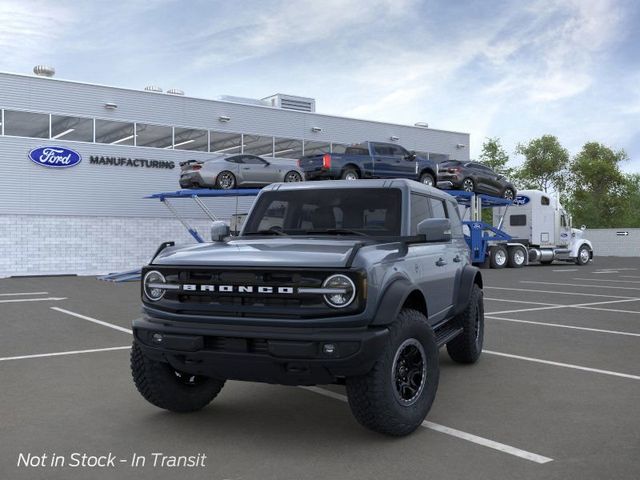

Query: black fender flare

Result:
[453,265,483,316]
[371,277,421,326]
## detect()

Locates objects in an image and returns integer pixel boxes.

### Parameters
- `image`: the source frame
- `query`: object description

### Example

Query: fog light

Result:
[323,343,336,354]
[152,333,163,343]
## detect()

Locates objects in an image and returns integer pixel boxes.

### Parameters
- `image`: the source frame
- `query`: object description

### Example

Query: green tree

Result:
[478,137,513,176]
[566,142,631,228]
[515,135,569,192]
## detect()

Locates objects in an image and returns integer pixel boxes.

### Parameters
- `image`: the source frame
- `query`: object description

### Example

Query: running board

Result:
[435,325,464,347]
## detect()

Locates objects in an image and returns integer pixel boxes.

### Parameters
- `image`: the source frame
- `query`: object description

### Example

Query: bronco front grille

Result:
[142,266,365,319]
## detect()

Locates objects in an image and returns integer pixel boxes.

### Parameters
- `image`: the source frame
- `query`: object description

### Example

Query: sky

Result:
[1,0,639,171]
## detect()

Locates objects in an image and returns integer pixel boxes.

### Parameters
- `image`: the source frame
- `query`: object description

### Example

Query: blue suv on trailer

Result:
[131,179,484,436]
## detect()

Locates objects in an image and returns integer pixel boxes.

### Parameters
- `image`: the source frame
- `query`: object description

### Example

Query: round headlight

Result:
[322,274,356,308]
[143,270,166,301]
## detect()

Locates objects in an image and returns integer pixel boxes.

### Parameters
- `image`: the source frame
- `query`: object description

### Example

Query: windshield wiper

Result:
[304,228,370,237]
[244,229,288,236]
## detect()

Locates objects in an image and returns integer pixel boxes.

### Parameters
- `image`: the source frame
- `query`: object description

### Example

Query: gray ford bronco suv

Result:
[131,179,484,436]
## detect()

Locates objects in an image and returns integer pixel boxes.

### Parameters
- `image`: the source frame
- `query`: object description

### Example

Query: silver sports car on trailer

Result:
[179,154,304,189]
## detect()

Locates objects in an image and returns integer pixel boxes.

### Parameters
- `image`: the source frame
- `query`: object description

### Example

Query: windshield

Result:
[243,188,402,237]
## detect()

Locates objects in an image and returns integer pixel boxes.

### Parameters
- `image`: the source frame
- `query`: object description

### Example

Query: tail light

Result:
[448,167,460,173]
[297,159,301,167]
[322,154,331,169]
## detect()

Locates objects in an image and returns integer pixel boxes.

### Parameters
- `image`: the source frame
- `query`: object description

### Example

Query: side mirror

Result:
[211,221,230,242]
[405,151,417,161]
[581,225,586,231]
[417,218,451,242]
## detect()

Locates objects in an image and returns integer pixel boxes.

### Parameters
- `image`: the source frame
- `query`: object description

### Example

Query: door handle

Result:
[453,255,462,263]
[242,167,250,170]
[436,258,447,267]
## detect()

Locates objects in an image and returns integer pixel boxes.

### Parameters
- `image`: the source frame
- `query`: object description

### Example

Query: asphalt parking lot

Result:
[1,257,639,480]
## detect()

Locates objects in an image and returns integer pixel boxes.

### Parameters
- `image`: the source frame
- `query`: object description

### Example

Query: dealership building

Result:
[0,68,470,278]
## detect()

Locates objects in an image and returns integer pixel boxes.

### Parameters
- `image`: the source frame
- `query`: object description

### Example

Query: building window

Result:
[303,140,330,156]
[50,115,93,142]
[173,127,208,151]
[210,131,243,154]
[95,119,135,145]
[243,134,274,156]
[4,110,49,138]
[273,137,303,159]
[135,123,172,149]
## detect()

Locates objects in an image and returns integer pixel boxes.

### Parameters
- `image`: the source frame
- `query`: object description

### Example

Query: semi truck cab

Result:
[494,190,593,265]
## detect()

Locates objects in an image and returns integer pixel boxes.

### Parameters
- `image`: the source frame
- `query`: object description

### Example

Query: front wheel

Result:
[131,342,225,413]
[215,171,236,189]
[284,170,303,182]
[419,172,435,187]
[576,245,591,265]
[346,309,439,436]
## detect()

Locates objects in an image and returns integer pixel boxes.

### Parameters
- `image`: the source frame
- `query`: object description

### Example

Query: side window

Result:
[541,196,550,206]
[510,215,527,226]
[390,145,408,157]
[561,215,567,227]
[242,155,266,165]
[373,144,393,156]
[446,201,464,238]
[410,193,431,235]
[226,156,242,164]
[429,198,448,219]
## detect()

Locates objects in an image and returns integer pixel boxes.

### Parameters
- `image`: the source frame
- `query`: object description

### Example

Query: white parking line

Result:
[486,298,640,316]
[0,291,49,296]
[520,281,640,291]
[0,297,67,304]
[301,386,553,464]
[484,350,640,381]
[487,316,640,337]
[621,275,640,279]
[485,298,559,307]
[485,286,637,299]
[552,269,578,272]
[573,278,640,284]
[51,307,133,334]
[0,346,131,362]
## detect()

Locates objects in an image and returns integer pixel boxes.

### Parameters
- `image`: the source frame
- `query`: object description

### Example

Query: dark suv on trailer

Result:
[131,179,484,436]
[438,160,516,199]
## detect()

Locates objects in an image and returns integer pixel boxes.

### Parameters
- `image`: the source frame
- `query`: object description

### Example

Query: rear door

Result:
[371,143,396,178]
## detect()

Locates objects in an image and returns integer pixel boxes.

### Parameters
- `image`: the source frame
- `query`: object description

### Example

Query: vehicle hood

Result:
[152,237,361,268]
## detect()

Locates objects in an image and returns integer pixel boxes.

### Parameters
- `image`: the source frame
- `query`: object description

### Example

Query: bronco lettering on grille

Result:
[181,284,295,294]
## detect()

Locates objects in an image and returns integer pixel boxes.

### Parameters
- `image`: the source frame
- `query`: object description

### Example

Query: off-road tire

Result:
[341,168,360,180]
[131,342,225,413]
[489,245,508,269]
[447,284,484,363]
[576,245,591,266]
[419,172,435,187]
[345,309,439,436]
[215,171,236,189]
[507,246,526,268]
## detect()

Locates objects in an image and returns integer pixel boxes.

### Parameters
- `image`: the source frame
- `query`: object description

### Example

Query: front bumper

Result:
[133,316,389,385]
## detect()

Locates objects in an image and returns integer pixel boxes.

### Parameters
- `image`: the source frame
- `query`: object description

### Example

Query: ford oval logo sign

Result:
[513,195,530,206]
[28,146,82,168]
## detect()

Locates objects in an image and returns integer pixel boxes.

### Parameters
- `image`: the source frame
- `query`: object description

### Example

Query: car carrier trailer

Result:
[448,189,593,268]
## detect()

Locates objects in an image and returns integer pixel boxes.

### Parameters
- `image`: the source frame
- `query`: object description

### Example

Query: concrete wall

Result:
[586,228,640,257]
[0,215,216,277]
